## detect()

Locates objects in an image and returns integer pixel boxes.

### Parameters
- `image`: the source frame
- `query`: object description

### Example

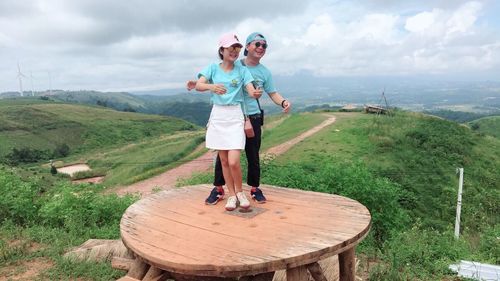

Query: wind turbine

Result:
[30,71,35,96]
[48,71,52,95]
[17,63,27,97]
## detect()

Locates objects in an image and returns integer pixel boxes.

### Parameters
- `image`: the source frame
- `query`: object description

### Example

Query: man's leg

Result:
[245,117,266,203]
[213,154,225,186]
[205,153,226,205]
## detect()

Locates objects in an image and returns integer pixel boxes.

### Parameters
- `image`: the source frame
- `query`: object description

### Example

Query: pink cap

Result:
[218,33,243,48]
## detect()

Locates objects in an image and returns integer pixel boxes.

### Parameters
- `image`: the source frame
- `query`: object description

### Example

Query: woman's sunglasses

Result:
[254,42,268,49]
[226,46,242,52]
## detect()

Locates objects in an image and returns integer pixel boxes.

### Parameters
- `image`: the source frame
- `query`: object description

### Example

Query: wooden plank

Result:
[338,247,356,281]
[286,265,308,281]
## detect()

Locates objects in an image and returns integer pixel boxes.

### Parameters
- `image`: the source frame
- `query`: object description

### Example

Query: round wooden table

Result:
[119,184,371,281]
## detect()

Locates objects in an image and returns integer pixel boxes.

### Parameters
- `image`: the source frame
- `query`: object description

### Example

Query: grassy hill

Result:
[0,98,198,162]
[469,115,500,138]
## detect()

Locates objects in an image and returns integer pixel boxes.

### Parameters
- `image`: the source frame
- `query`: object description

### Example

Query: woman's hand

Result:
[186,80,196,91]
[211,84,227,95]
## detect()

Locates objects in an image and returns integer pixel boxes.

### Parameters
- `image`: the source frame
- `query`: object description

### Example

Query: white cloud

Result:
[446,1,482,37]
[405,11,436,33]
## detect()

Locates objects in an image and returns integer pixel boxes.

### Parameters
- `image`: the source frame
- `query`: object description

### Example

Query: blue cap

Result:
[244,32,267,56]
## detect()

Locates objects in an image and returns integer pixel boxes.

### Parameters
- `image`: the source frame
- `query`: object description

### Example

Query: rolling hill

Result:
[0,98,199,163]
[469,115,500,138]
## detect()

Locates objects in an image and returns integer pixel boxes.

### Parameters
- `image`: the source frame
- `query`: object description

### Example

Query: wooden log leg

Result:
[127,258,149,280]
[286,265,308,281]
[111,256,135,271]
[307,262,327,281]
[339,247,355,281]
[142,266,164,281]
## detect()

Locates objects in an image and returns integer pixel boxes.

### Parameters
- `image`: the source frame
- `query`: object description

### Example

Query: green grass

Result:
[0,168,136,280]
[261,112,329,151]
[87,132,205,186]
[469,115,500,138]
[275,112,374,163]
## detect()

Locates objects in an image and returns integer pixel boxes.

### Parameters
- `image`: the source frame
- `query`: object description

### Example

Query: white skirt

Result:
[206,104,245,150]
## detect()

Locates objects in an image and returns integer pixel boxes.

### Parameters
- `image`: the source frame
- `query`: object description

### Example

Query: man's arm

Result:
[268,92,291,113]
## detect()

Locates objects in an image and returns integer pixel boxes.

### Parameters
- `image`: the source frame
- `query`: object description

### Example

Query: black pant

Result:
[213,115,262,187]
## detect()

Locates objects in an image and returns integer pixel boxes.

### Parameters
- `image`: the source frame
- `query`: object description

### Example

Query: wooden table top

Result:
[120,184,371,278]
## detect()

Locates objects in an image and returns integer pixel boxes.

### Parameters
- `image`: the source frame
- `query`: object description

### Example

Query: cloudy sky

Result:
[1,0,499,93]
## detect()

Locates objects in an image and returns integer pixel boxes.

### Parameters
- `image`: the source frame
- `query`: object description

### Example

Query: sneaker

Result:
[225,196,238,211]
[205,186,224,205]
[251,187,267,203]
[236,192,250,209]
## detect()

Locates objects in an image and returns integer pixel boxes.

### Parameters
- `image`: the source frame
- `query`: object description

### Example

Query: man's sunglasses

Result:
[254,42,268,49]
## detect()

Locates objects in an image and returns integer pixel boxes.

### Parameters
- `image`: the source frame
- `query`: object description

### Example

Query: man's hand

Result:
[186,80,196,91]
[211,84,227,95]
[282,100,291,113]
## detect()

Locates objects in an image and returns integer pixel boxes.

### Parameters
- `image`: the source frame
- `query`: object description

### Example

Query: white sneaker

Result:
[237,192,250,209]
[225,196,237,211]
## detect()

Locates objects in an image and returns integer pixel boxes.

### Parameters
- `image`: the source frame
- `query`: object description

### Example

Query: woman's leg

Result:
[227,149,242,193]
[218,150,235,196]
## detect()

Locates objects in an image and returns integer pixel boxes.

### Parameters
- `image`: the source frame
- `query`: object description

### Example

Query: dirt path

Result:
[114,114,336,197]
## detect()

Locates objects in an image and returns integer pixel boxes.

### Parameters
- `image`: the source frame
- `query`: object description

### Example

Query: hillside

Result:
[0,98,198,163]
[275,111,499,227]
[469,115,500,138]
[0,110,498,280]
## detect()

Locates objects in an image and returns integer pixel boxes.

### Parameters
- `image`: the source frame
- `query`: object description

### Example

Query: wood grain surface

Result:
[121,184,371,278]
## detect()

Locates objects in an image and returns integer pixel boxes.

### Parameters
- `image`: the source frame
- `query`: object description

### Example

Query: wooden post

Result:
[339,248,355,281]
[142,266,165,281]
[127,258,149,279]
[111,256,134,271]
[307,262,327,281]
[454,167,464,239]
[286,265,308,281]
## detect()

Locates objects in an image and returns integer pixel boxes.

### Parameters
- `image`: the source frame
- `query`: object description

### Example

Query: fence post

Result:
[454,168,464,239]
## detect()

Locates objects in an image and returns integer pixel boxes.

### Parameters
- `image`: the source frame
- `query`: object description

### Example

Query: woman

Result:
[195,33,261,211]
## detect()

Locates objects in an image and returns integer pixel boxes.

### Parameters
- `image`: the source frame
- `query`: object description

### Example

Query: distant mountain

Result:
[131,88,186,96]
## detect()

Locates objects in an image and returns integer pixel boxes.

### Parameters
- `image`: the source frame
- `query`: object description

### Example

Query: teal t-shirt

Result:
[198,63,254,105]
[237,60,277,115]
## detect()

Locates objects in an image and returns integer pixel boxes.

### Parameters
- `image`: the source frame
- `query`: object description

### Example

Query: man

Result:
[188,32,291,205]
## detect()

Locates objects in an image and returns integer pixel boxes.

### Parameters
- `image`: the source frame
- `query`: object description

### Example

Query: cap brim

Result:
[221,42,243,48]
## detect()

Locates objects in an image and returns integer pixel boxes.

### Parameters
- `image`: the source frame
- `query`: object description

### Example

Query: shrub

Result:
[0,167,41,225]
[261,158,410,243]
